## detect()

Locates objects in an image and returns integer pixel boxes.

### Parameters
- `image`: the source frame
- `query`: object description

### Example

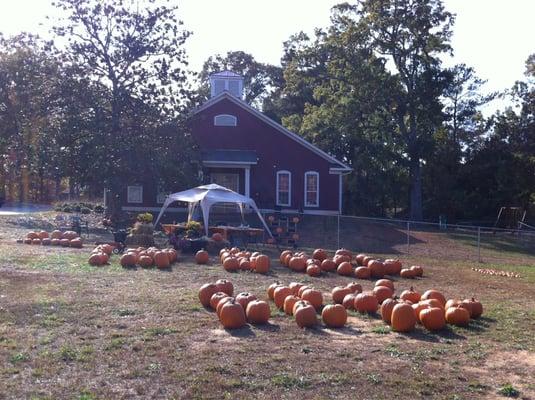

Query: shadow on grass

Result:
[225,325,256,337]
[408,326,466,343]
[254,322,281,333]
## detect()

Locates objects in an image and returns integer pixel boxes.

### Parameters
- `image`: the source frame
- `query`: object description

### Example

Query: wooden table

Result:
[161,224,264,242]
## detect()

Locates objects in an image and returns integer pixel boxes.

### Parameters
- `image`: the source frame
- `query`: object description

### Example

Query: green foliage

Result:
[497,383,520,397]
[136,213,154,224]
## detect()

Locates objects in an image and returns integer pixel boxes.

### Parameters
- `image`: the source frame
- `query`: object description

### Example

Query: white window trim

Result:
[211,172,240,193]
[127,185,143,204]
[214,114,237,127]
[304,171,319,208]
[276,170,291,207]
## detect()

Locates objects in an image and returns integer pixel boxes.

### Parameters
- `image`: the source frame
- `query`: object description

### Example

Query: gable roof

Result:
[193,92,352,172]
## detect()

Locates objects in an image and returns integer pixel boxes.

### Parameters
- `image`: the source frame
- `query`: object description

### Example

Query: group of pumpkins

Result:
[380,286,483,332]
[330,278,483,332]
[471,267,520,279]
[88,245,178,268]
[268,281,347,329]
[199,279,271,329]
[217,247,271,274]
[21,230,83,248]
[279,248,423,280]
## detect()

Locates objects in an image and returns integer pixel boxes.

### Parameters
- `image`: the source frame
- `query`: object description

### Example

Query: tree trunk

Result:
[409,156,423,221]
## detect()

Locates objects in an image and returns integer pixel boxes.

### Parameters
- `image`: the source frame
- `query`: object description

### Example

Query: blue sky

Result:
[1,0,534,113]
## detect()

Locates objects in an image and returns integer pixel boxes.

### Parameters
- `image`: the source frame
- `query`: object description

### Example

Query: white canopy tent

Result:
[154,184,273,237]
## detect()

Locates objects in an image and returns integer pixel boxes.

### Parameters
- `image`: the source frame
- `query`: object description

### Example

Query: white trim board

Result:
[122,206,187,212]
[258,208,339,216]
[193,92,352,172]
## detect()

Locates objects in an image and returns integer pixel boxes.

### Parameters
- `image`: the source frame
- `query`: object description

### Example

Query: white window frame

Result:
[127,185,143,204]
[304,171,319,207]
[276,170,291,207]
[211,172,240,193]
[214,114,238,127]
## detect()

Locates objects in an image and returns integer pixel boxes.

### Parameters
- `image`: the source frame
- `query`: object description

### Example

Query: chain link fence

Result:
[255,212,535,264]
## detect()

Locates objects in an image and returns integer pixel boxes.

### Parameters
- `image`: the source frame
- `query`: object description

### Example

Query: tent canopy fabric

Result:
[154,184,273,237]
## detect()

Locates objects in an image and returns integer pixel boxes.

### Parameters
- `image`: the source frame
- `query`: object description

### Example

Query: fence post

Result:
[406,221,410,255]
[337,214,340,249]
[477,226,481,263]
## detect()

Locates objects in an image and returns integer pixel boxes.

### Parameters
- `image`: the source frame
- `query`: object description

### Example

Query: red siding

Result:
[191,98,340,212]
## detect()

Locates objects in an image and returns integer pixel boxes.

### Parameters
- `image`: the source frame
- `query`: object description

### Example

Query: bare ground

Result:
[1,223,535,400]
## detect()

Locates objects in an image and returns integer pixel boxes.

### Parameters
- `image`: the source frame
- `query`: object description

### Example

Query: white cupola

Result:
[210,70,244,99]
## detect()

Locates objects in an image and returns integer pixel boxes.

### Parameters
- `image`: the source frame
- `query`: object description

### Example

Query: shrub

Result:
[80,207,91,214]
[136,212,153,223]
[93,205,104,213]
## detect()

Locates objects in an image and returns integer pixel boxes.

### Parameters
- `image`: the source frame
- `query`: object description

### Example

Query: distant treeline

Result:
[0,0,533,222]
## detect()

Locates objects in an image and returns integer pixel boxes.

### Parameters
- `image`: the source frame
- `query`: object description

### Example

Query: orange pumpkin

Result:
[320,259,337,272]
[195,250,209,264]
[410,265,424,277]
[301,288,323,311]
[368,260,385,278]
[355,254,367,266]
[216,297,234,318]
[342,293,356,310]
[279,250,293,265]
[283,295,300,315]
[154,251,170,269]
[219,299,247,329]
[384,259,402,275]
[412,302,430,323]
[254,255,270,274]
[421,289,446,307]
[373,285,394,304]
[199,283,218,307]
[400,268,416,279]
[70,237,84,249]
[445,306,470,326]
[289,282,304,296]
[312,248,328,262]
[380,298,400,324]
[138,255,153,268]
[375,279,394,291]
[346,282,362,294]
[223,257,239,272]
[321,304,347,328]
[332,286,352,304]
[294,302,317,328]
[355,266,371,279]
[274,286,293,309]
[215,279,234,296]
[354,292,379,314]
[88,254,103,266]
[246,300,270,324]
[288,256,307,272]
[463,298,483,319]
[236,292,257,311]
[297,285,312,298]
[337,261,353,276]
[120,253,137,267]
[400,287,421,304]
[210,292,229,310]
[391,303,417,332]
[420,307,446,331]
[306,264,322,277]
[267,282,283,300]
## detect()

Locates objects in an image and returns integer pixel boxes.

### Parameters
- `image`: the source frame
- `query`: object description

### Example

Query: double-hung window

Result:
[276,171,291,206]
[304,171,319,207]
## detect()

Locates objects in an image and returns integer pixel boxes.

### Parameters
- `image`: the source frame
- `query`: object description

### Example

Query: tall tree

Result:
[352,0,454,220]
[51,0,192,219]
